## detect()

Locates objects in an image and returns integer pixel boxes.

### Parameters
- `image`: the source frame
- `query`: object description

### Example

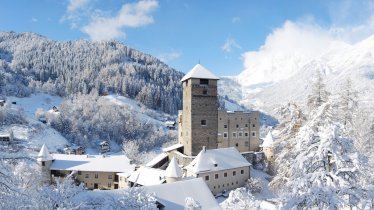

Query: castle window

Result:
[245,132,249,137]
[215,174,219,179]
[108,183,111,188]
[201,120,207,126]
[252,124,255,127]
[238,132,243,137]
[245,124,248,127]
[224,172,227,177]
[42,162,45,166]
[224,124,227,128]
[202,89,208,95]
[232,132,237,138]
[233,171,236,176]
[108,175,112,179]
[200,79,209,85]
[236,124,239,128]
[95,174,98,179]
[241,170,244,174]
[223,132,228,138]
[245,141,249,146]
[252,132,256,137]
[85,174,89,178]
[235,143,238,147]
[78,171,82,175]
[205,175,209,181]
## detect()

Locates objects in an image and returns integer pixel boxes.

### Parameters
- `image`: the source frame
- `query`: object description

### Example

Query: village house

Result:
[64,145,85,155]
[0,130,13,144]
[38,144,135,190]
[165,121,176,130]
[99,141,110,153]
[185,147,251,195]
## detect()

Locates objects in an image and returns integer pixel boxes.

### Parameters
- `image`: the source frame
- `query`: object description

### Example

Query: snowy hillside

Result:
[0,31,183,114]
[221,24,374,114]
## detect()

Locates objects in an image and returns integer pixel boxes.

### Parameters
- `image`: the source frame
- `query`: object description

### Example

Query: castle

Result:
[169,64,260,161]
[37,64,264,196]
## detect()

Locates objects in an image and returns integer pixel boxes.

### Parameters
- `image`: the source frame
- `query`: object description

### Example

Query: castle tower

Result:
[179,64,219,156]
[37,144,53,182]
[165,157,183,183]
[261,131,275,161]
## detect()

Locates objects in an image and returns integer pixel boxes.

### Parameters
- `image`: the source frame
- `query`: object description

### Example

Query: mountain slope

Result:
[224,35,374,114]
[0,31,183,114]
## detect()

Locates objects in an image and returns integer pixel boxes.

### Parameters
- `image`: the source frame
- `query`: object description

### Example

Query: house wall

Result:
[118,175,130,189]
[217,111,260,152]
[187,166,250,195]
[180,78,218,156]
[50,170,120,190]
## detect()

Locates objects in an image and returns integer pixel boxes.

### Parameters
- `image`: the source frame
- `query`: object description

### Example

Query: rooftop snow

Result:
[162,143,183,152]
[50,154,135,173]
[37,144,53,161]
[186,147,250,174]
[75,178,220,210]
[180,64,219,82]
[143,178,220,210]
[146,152,168,168]
[128,167,166,186]
[165,157,182,178]
[261,131,274,147]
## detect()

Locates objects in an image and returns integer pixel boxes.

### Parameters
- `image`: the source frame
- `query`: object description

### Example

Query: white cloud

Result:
[222,37,241,53]
[31,18,38,22]
[61,0,92,29]
[82,0,158,41]
[238,16,374,86]
[67,0,90,12]
[158,51,181,63]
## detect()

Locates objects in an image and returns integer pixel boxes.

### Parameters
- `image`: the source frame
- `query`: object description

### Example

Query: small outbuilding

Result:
[99,141,110,153]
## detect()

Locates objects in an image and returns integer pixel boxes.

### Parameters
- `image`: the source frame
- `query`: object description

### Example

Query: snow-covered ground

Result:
[3,93,68,153]
[217,168,277,208]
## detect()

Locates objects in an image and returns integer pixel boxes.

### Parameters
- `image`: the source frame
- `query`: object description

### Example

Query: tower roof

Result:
[261,131,274,147]
[37,144,53,161]
[165,157,183,178]
[181,64,219,82]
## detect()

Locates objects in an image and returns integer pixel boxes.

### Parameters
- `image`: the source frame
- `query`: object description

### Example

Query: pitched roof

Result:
[261,131,274,147]
[143,178,220,210]
[37,144,53,161]
[49,154,135,173]
[180,64,219,82]
[128,167,166,186]
[165,157,182,178]
[75,178,220,210]
[186,147,250,174]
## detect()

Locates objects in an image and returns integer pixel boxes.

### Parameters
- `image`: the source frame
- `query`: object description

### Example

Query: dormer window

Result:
[200,79,209,85]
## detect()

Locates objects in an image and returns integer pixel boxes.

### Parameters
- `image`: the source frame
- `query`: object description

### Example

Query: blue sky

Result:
[0,0,373,76]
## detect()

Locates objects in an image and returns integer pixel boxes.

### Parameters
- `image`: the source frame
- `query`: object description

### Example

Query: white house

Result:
[185,147,251,195]
[37,144,135,190]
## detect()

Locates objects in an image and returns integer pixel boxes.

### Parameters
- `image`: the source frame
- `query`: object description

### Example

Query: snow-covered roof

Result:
[128,167,166,186]
[180,64,219,82]
[50,154,135,173]
[143,177,220,210]
[37,144,53,161]
[74,178,220,210]
[186,147,250,174]
[165,121,175,126]
[261,131,274,147]
[165,157,182,178]
[99,141,109,145]
[146,152,168,167]
[162,143,183,152]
